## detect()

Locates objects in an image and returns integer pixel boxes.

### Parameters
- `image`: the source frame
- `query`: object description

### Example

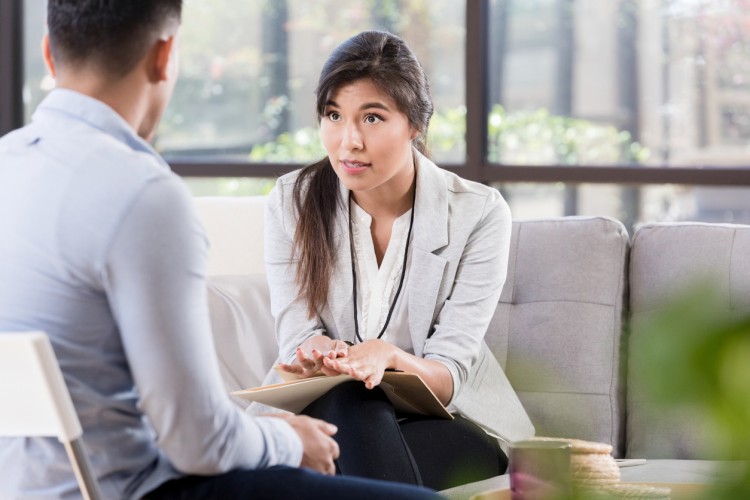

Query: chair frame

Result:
[0,331,103,500]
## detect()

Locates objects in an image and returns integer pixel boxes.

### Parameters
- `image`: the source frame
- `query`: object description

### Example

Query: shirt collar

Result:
[32,88,169,169]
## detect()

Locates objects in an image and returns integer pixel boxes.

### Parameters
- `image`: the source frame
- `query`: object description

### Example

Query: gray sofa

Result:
[194,197,749,498]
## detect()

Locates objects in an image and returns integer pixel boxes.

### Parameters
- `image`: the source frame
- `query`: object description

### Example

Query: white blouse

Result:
[349,201,414,353]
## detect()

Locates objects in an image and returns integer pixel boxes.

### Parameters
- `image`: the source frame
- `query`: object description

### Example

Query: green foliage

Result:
[248,128,326,163]
[184,177,276,197]
[633,283,750,498]
[427,105,466,156]
[245,104,649,167]
[487,105,650,165]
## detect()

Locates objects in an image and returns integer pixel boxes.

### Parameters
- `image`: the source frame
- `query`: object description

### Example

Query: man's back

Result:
[0,89,189,497]
[0,89,306,498]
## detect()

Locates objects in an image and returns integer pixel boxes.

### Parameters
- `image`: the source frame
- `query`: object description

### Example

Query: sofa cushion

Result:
[488,217,629,457]
[627,222,750,459]
[618,459,748,484]
[207,274,277,406]
[193,196,267,276]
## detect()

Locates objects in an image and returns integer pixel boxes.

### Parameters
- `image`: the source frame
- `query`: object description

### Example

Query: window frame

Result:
[2,0,749,186]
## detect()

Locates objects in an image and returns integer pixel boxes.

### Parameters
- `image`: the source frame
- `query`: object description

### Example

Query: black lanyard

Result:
[348,182,416,343]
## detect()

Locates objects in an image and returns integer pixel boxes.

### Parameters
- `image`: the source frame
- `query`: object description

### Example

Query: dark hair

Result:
[292,31,434,318]
[47,0,182,77]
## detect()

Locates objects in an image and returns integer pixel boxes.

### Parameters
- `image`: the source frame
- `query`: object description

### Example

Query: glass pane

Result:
[494,183,750,233]
[487,0,750,169]
[21,1,466,165]
[160,0,466,164]
[183,178,276,197]
[22,1,49,122]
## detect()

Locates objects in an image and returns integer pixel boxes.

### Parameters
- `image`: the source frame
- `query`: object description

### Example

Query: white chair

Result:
[0,331,103,500]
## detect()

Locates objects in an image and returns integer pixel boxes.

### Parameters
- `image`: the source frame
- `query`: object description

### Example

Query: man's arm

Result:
[102,175,303,474]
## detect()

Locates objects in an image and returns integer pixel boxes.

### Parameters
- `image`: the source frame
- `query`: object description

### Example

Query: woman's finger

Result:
[365,372,383,389]
[278,363,303,374]
[296,347,317,370]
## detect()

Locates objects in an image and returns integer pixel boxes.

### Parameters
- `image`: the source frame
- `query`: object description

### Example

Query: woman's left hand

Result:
[321,339,396,389]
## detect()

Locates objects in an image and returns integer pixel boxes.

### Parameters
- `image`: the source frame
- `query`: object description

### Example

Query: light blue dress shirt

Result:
[0,89,302,499]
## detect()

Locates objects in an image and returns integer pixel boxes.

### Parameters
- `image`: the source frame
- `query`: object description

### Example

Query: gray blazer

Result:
[261,152,535,446]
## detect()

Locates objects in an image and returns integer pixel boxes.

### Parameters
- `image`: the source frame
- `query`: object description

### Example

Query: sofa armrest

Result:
[207,274,277,406]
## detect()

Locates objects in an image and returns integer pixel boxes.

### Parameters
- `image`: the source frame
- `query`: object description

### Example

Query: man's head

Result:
[47,0,182,77]
[44,0,182,141]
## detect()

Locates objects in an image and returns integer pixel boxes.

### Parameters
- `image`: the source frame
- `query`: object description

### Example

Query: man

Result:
[0,2,438,498]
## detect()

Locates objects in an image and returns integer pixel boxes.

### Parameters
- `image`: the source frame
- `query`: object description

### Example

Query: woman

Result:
[259,31,534,489]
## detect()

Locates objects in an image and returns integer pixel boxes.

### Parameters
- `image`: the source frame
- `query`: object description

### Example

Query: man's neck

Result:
[55,69,148,139]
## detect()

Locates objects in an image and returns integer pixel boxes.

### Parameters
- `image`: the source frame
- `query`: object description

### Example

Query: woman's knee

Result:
[301,380,391,420]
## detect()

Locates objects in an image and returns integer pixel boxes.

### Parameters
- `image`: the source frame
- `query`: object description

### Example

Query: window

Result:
[5,0,750,228]
[485,0,750,225]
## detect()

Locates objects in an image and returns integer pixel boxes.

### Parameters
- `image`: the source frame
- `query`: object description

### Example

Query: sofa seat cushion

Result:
[619,459,747,485]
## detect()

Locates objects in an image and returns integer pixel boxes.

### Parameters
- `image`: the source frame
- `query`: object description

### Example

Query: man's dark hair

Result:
[47,0,182,77]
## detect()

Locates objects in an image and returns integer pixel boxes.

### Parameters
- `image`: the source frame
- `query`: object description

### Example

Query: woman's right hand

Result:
[278,335,349,378]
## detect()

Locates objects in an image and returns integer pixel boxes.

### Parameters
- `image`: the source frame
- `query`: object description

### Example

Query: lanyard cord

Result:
[348,181,416,343]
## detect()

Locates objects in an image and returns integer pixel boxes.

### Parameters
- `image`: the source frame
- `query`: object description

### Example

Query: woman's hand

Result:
[278,335,350,378]
[322,339,396,389]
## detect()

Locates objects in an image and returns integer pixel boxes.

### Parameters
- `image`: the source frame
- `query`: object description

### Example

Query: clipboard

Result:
[231,369,453,419]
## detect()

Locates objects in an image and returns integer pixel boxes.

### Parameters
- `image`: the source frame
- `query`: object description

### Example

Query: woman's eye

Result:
[327,112,341,122]
[364,114,382,124]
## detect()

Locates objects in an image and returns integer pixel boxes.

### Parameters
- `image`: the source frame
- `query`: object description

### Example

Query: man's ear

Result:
[150,36,176,83]
[41,34,56,78]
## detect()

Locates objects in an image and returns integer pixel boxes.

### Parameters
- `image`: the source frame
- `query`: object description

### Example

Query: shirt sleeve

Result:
[102,175,303,474]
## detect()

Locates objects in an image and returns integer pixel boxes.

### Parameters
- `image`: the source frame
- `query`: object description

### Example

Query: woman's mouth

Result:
[341,160,371,174]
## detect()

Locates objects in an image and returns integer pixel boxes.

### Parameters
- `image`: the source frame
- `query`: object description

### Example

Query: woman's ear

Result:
[41,34,56,78]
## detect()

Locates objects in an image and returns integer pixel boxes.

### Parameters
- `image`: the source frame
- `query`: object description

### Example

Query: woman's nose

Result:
[341,123,363,150]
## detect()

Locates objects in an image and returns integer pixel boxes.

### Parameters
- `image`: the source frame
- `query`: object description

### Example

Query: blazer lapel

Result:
[408,153,449,356]
[327,181,356,342]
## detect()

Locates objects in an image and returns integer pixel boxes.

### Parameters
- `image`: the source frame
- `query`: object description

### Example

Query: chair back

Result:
[0,331,82,441]
[0,331,102,500]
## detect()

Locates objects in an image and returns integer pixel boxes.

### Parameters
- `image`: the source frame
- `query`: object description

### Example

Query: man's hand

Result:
[278,335,349,378]
[281,415,340,475]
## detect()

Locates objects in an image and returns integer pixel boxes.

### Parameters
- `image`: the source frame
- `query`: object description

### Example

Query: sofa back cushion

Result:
[627,222,750,459]
[193,196,267,276]
[487,217,630,457]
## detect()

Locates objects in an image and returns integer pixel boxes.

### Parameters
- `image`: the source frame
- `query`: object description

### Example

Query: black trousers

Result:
[143,465,440,500]
[301,381,508,491]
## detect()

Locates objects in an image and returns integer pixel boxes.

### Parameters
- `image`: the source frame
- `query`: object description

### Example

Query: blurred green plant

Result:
[184,177,276,197]
[487,105,649,165]
[632,283,750,498]
[248,128,326,163]
[245,104,649,167]
[246,106,469,163]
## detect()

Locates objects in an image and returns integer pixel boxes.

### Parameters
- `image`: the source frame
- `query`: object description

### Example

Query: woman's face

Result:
[320,78,417,201]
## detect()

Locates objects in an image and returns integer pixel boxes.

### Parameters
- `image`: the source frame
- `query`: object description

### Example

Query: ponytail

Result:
[292,159,343,318]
